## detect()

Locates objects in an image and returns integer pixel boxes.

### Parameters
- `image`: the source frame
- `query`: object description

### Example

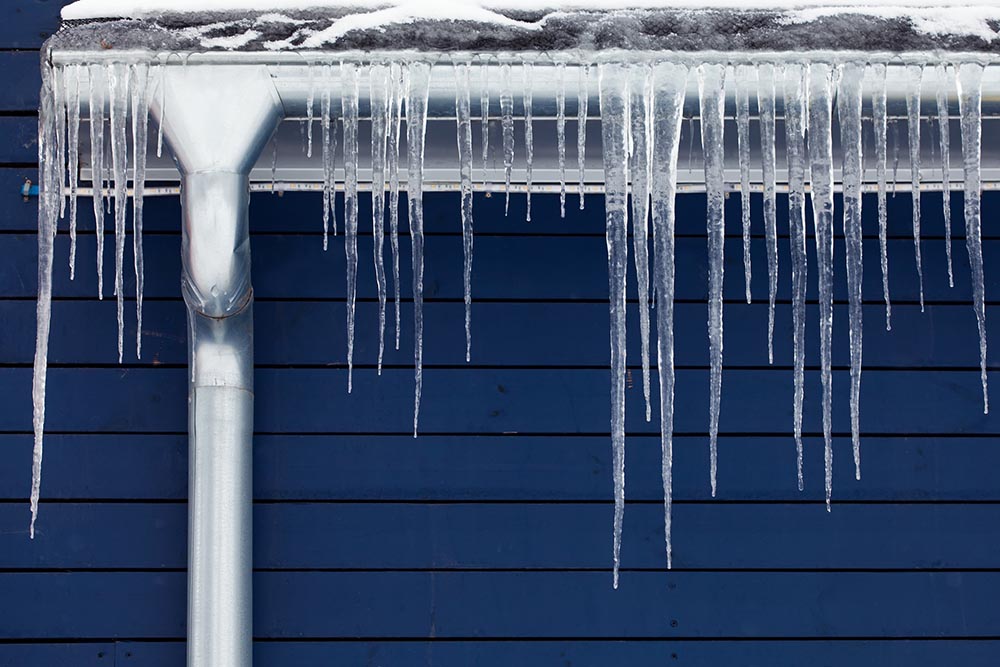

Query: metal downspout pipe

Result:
[150,65,284,667]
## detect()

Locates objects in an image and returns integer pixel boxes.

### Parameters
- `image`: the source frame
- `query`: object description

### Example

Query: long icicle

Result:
[629,65,653,423]
[342,62,360,394]
[905,64,925,312]
[89,64,107,299]
[872,63,891,330]
[808,63,836,510]
[30,58,59,539]
[651,62,687,570]
[108,62,129,365]
[524,61,534,223]
[66,64,81,280]
[388,63,404,351]
[598,63,629,589]
[130,63,149,360]
[956,62,990,414]
[936,64,955,287]
[578,63,589,210]
[839,62,865,482]
[500,62,514,216]
[321,66,333,251]
[757,63,779,363]
[783,63,809,491]
[699,63,726,498]
[735,64,755,304]
[407,62,431,436]
[557,62,567,218]
[455,61,475,362]
[371,64,390,374]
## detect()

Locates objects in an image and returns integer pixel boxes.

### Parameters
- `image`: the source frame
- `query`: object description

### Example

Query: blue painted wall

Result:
[1,2,999,665]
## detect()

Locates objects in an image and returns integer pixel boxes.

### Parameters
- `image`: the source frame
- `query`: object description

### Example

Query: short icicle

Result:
[523,62,534,222]
[500,62,514,215]
[839,62,865,481]
[130,63,150,360]
[66,64,81,280]
[388,63,404,351]
[872,63,892,330]
[735,64,755,304]
[455,61,475,362]
[956,63,989,414]
[480,60,490,189]
[321,65,333,250]
[371,64,390,374]
[598,62,629,589]
[108,62,130,365]
[808,63,835,510]
[30,59,59,538]
[556,62,567,218]
[306,65,316,159]
[936,64,955,287]
[407,62,431,436]
[699,63,726,498]
[905,64,925,311]
[578,63,590,210]
[342,62,360,393]
[757,63,779,363]
[629,65,653,423]
[89,64,107,299]
[650,62,687,570]
[783,63,809,491]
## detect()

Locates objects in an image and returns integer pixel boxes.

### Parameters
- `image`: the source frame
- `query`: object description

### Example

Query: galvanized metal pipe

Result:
[150,64,283,667]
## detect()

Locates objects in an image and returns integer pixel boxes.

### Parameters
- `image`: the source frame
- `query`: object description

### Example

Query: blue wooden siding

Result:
[1,2,999,664]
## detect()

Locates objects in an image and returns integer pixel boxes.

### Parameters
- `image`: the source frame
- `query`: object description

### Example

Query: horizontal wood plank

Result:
[2,434,998,502]
[2,570,999,638]
[2,1,59,49]
[3,502,1000,570]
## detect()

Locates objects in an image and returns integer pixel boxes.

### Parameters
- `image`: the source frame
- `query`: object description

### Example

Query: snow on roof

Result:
[59,1,1000,21]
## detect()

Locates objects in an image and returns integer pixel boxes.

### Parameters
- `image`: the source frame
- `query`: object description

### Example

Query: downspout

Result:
[150,65,283,667]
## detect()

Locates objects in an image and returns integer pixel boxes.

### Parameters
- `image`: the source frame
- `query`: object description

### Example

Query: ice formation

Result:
[31,57,995,580]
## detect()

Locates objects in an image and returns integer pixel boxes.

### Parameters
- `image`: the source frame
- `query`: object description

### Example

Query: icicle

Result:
[578,63,589,210]
[53,67,66,221]
[628,65,653,423]
[342,62,360,394]
[936,64,955,288]
[156,65,165,158]
[89,64,107,299]
[407,62,431,436]
[31,59,59,538]
[735,64,755,304]
[650,61,687,570]
[500,63,514,215]
[371,64,390,375]
[890,119,901,195]
[524,62,534,223]
[757,63,779,364]
[598,63,629,590]
[480,60,490,190]
[455,62,475,362]
[321,66,333,250]
[956,63,989,414]
[905,65,925,311]
[839,63,864,482]
[808,63,835,510]
[783,63,809,492]
[556,62,567,218]
[66,64,81,280]
[130,63,149,360]
[500,62,514,215]
[109,63,129,365]
[388,63,404,351]
[306,65,316,159]
[699,63,726,498]
[872,63,891,330]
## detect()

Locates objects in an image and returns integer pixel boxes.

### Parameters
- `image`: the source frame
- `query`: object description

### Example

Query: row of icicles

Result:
[34,58,990,586]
